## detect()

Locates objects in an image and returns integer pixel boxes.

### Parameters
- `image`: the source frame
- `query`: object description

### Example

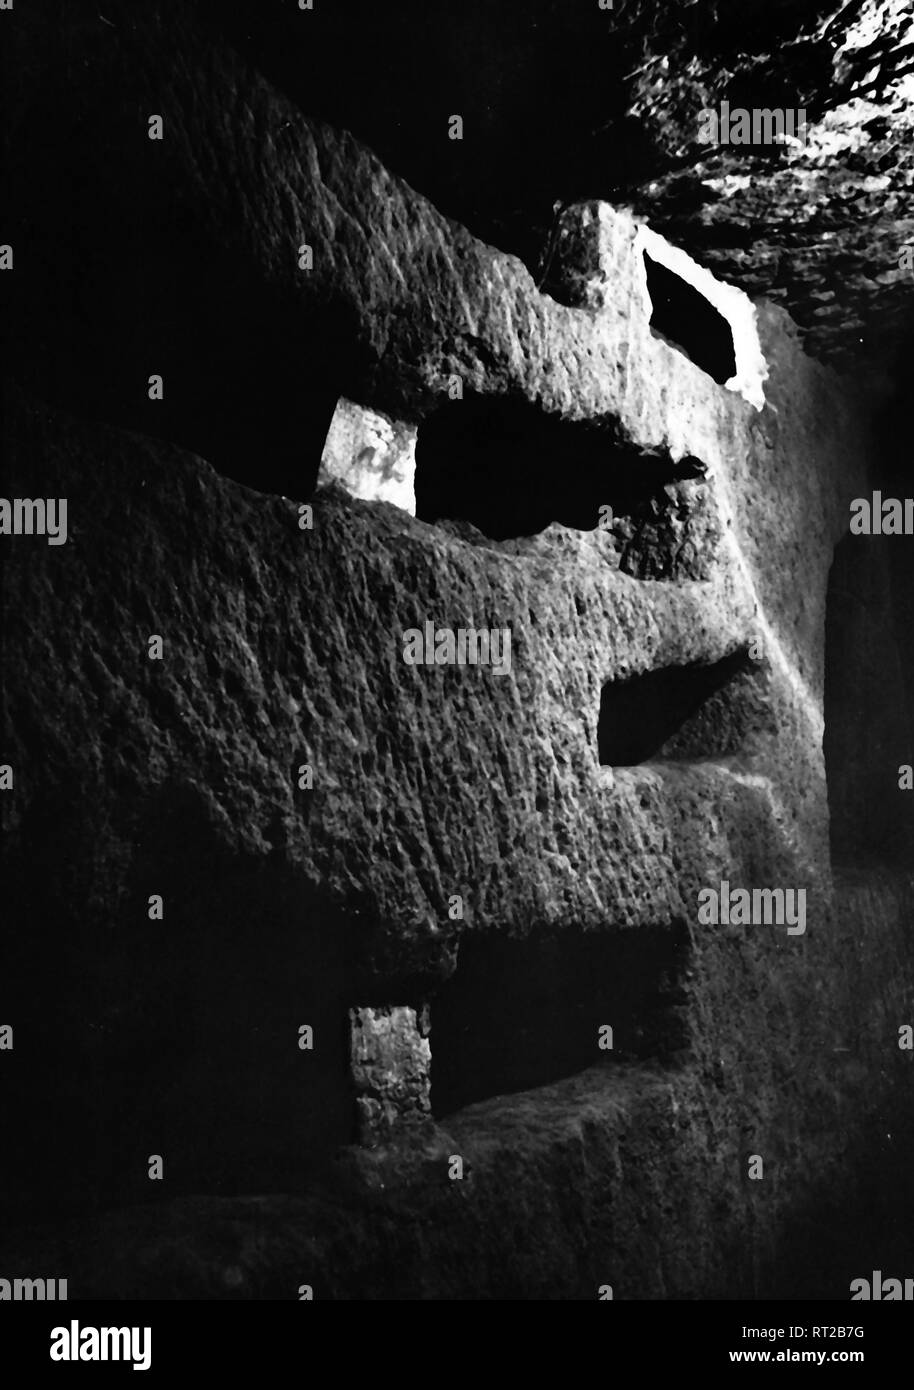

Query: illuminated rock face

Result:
[2,0,914,1301]
[350,1006,432,1144]
[319,400,417,514]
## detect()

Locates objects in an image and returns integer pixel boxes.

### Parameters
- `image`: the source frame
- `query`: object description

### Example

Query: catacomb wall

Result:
[2,0,914,1300]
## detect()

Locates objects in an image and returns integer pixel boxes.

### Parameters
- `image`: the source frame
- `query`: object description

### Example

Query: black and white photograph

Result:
[2,0,914,1352]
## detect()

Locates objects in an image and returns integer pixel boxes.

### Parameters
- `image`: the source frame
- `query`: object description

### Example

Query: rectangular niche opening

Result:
[414,389,706,542]
[643,251,737,385]
[598,647,759,767]
[430,922,690,1118]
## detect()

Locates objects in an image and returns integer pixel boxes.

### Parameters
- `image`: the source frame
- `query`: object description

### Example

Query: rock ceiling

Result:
[207,0,914,380]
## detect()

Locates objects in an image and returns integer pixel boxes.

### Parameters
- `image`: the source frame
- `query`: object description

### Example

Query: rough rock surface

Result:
[3,208,913,1291]
[1,212,866,980]
[320,400,417,514]
[3,0,894,463]
[3,0,914,1301]
[350,1006,432,1144]
[31,0,905,380]
[0,872,912,1299]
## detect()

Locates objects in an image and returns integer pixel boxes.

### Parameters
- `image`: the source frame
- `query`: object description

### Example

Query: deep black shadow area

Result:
[0,780,363,1228]
[415,391,705,540]
[643,253,737,385]
[825,532,914,867]
[431,923,690,1116]
[193,0,838,277]
[3,70,364,503]
[599,648,759,766]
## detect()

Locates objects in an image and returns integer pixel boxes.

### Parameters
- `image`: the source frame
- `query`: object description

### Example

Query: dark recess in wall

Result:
[643,253,737,385]
[0,782,359,1227]
[824,529,914,867]
[598,648,758,766]
[415,392,703,540]
[431,923,691,1116]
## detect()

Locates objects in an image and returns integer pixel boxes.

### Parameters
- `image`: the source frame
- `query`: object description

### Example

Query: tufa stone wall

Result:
[1,0,914,1300]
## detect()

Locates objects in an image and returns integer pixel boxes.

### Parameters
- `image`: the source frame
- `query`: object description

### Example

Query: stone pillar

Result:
[349,1005,432,1145]
[319,398,417,513]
